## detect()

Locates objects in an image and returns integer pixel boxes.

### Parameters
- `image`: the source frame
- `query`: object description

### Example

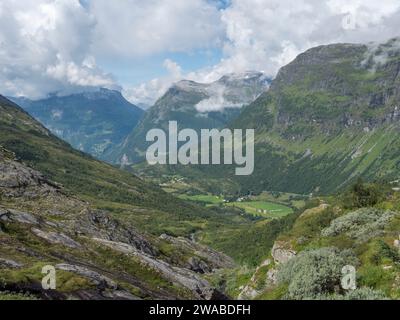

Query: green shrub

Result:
[344,287,388,300]
[321,208,397,243]
[277,247,358,300]
[362,240,400,265]
[358,265,394,291]
[313,288,388,300]
[342,180,384,209]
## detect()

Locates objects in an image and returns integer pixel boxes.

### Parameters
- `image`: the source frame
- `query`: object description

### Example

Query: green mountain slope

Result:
[0,95,255,240]
[10,88,144,161]
[231,38,400,195]
[0,95,194,217]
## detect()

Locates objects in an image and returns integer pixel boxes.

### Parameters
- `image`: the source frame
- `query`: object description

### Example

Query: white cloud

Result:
[0,0,115,98]
[216,0,400,77]
[122,59,183,109]
[88,0,224,58]
[195,83,239,113]
[0,0,223,99]
[2,0,400,103]
[45,56,114,88]
[163,59,183,79]
[127,0,400,106]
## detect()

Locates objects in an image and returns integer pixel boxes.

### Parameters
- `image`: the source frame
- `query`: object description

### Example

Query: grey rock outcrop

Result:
[187,257,212,274]
[0,258,23,269]
[56,264,117,289]
[92,238,227,300]
[31,228,81,249]
[0,144,231,300]
[160,234,235,270]
[0,209,40,225]
[271,241,296,264]
[75,210,157,256]
[0,156,60,198]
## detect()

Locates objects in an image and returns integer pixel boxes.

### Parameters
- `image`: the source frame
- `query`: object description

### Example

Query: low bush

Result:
[321,208,397,243]
[277,247,358,299]
[342,180,385,209]
[343,287,388,300]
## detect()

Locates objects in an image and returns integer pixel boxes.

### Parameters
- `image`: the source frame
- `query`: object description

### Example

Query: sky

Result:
[1,0,400,107]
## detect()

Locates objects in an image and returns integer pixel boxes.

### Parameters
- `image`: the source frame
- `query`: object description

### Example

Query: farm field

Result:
[253,191,307,209]
[177,194,294,219]
[226,201,293,218]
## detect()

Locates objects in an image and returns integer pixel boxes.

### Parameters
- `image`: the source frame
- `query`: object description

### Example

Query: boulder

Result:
[0,209,40,225]
[237,286,259,300]
[394,236,400,249]
[8,209,40,225]
[271,241,296,264]
[187,257,212,274]
[267,269,278,285]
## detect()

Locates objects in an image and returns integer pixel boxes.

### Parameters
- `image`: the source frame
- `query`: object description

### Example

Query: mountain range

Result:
[10,88,144,161]
[107,71,270,164]
[129,38,400,196]
[13,37,400,213]
[2,38,400,301]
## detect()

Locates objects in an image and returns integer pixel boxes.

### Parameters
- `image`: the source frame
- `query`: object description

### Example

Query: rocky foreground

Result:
[0,146,233,300]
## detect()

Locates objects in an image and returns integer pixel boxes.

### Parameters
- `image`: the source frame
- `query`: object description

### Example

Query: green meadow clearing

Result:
[177,194,294,219]
[226,201,293,218]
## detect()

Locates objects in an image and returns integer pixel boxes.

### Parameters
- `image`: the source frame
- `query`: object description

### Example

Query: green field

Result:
[254,191,307,209]
[226,201,293,218]
[177,194,294,219]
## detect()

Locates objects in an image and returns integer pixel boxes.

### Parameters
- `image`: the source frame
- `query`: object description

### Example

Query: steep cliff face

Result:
[239,40,400,136]
[163,38,400,195]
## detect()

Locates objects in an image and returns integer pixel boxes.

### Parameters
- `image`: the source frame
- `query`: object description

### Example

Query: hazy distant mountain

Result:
[108,71,270,164]
[10,88,144,160]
